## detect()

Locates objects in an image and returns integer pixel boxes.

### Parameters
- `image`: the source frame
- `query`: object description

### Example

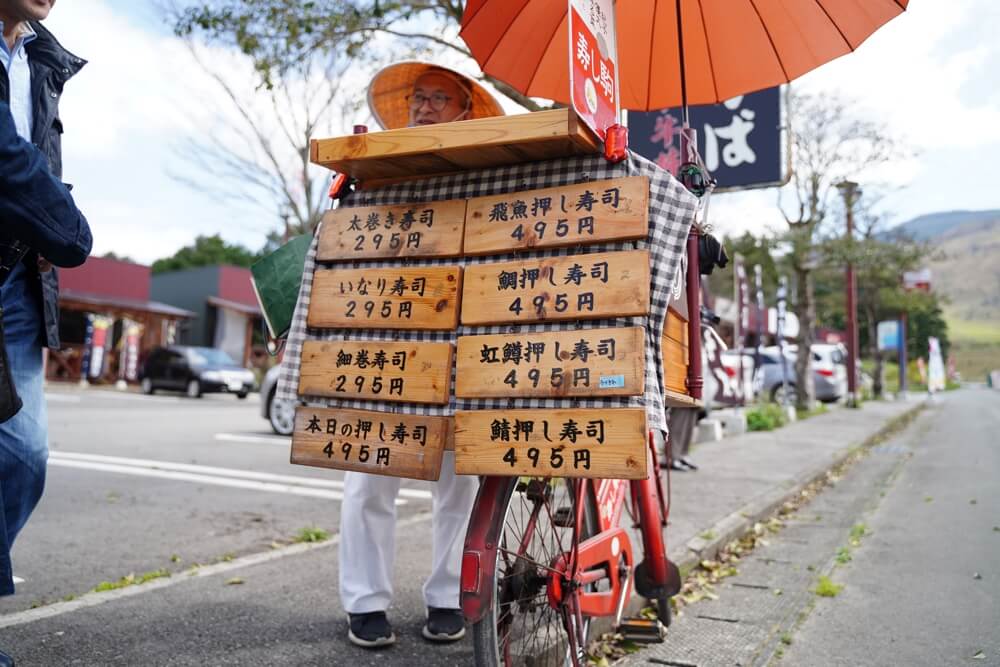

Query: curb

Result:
[672,399,926,576]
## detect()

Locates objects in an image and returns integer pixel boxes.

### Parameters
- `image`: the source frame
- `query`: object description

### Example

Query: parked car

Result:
[754,344,847,403]
[260,364,295,436]
[140,346,255,399]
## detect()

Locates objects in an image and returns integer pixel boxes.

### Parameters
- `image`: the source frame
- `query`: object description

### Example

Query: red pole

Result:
[685,228,702,400]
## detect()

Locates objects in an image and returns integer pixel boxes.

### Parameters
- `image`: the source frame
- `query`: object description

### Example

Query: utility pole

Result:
[837,180,861,408]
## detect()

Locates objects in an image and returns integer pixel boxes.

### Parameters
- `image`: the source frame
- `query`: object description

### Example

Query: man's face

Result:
[408,73,469,127]
[0,0,55,22]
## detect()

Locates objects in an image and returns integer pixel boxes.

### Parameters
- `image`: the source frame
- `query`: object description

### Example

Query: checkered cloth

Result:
[277,152,697,431]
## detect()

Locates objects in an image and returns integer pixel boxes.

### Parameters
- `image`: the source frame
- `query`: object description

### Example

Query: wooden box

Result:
[310,108,600,187]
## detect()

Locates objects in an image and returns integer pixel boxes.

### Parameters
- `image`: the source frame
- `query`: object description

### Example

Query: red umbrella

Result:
[460,0,909,112]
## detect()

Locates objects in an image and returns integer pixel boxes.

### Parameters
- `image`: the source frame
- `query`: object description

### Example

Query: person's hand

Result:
[37,257,52,273]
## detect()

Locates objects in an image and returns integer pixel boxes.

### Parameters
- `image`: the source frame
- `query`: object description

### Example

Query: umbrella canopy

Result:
[460,0,909,111]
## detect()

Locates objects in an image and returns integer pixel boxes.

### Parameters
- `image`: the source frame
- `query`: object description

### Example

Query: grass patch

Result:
[746,403,789,432]
[813,575,844,598]
[698,530,716,541]
[293,526,331,543]
[93,569,170,593]
[835,547,852,564]
[780,633,793,645]
[796,403,828,420]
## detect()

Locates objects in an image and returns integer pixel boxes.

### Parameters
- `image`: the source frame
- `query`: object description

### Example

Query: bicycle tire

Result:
[472,478,599,667]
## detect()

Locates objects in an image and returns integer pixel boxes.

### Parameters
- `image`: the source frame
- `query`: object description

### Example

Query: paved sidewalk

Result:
[662,398,924,573]
[0,398,923,665]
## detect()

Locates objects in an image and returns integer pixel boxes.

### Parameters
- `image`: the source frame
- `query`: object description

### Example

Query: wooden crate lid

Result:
[310,108,601,185]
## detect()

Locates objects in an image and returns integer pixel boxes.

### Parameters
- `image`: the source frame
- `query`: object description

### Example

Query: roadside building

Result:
[54,256,194,384]
[150,265,264,368]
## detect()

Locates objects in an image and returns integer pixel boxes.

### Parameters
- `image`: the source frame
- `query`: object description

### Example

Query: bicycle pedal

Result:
[616,617,667,644]
[552,507,574,527]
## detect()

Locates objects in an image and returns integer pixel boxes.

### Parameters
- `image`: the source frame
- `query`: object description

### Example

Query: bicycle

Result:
[460,228,703,667]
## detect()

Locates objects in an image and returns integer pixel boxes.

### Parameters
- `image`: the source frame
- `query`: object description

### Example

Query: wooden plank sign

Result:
[317,200,466,262]
[308,266,462,330]
[291,407,450,481]
[454,408,648,479]
[455,327,645,399]
[464,177,648,256]
[298,340,453,405]
[460,250,650,326]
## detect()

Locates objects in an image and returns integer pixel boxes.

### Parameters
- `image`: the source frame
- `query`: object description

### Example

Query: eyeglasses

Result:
[407,92,453,112]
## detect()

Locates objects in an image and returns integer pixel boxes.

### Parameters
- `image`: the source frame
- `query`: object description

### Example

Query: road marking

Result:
[215,433,289,446]
[0,512,433,629]
[48,451,432,500]
[44,394,81,403]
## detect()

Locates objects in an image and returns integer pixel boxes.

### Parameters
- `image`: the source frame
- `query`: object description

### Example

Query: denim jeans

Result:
[0,266,47,596]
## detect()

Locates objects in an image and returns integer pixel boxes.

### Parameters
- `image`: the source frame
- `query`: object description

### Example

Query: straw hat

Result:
[368,61,504,130]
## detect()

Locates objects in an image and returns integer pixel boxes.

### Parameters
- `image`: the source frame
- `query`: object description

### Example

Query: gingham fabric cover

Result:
[277,152,697,431]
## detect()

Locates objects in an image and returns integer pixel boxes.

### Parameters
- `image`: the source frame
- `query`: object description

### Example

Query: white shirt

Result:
[0,20,37,141]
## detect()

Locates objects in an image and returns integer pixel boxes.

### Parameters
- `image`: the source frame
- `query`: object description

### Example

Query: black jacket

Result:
[0,21,86,349]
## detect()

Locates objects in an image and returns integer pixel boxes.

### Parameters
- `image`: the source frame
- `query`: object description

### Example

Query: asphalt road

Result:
[779,387,1000,666]
[0,386,433,616]
[626,386,999,667]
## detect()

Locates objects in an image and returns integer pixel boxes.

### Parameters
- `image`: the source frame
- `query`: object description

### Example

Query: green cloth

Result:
[250,234,312,339]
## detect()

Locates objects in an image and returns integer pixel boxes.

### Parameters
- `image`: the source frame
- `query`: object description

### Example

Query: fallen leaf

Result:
[969,499,977,504]
[972,650,985,660]
[225,577,244,585]
[924,496,933,503]
[773,588,783,596]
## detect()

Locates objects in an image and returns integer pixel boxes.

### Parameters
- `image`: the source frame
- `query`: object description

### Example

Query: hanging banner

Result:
[568,0,619,140]
[124,320,143,381]
[80,313,95,380]
[88,316,113,379]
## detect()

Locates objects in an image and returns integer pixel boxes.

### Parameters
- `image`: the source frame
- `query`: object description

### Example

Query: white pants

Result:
[338,452,480,614]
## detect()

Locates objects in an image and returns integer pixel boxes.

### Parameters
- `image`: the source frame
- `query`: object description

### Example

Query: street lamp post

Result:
[837,180,861,407]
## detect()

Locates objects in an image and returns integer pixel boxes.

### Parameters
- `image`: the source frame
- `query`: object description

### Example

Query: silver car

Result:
[753,344,847,404]
[260,364,295,435]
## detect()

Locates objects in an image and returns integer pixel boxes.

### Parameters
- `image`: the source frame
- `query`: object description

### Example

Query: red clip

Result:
[603,124,628,164]
[328,172,350,200]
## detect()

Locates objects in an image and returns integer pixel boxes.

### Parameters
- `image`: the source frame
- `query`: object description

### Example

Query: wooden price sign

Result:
[454,408,648,479]
[460,250,650,326]
[297,340,453,405]
[291,406,450,481]
[455,327,645,399]
[317,200,466,262]
[464,177,648,256]
[308,266,462,330]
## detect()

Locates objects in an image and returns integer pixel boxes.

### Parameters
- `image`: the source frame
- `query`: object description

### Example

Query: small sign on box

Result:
[568,0,619,140]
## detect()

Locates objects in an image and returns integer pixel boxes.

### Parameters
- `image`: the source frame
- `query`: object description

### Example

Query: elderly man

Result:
[337,62,502,649]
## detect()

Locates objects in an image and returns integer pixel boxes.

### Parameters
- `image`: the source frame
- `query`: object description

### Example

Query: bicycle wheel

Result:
[472,478,599,667]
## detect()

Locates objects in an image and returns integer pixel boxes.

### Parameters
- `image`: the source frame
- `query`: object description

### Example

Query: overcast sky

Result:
[45,0,1000,265]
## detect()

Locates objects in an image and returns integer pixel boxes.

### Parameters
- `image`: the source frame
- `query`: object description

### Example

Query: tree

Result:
[778,91,902,409]
[821,196,935,397]
[170,0,542,111]
[169,40,356,237]
[151,234,261,274]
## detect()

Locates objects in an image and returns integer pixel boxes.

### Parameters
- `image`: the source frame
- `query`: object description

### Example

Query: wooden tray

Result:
[310,108,601,187]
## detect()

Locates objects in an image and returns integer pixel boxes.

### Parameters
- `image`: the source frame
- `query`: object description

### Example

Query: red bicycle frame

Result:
[460,431,679,626]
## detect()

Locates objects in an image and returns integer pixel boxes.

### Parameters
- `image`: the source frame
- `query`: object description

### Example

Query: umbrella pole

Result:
[675,0,690,137]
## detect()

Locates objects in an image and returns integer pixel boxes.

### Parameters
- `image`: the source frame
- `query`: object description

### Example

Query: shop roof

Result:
[60,290,195,318]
